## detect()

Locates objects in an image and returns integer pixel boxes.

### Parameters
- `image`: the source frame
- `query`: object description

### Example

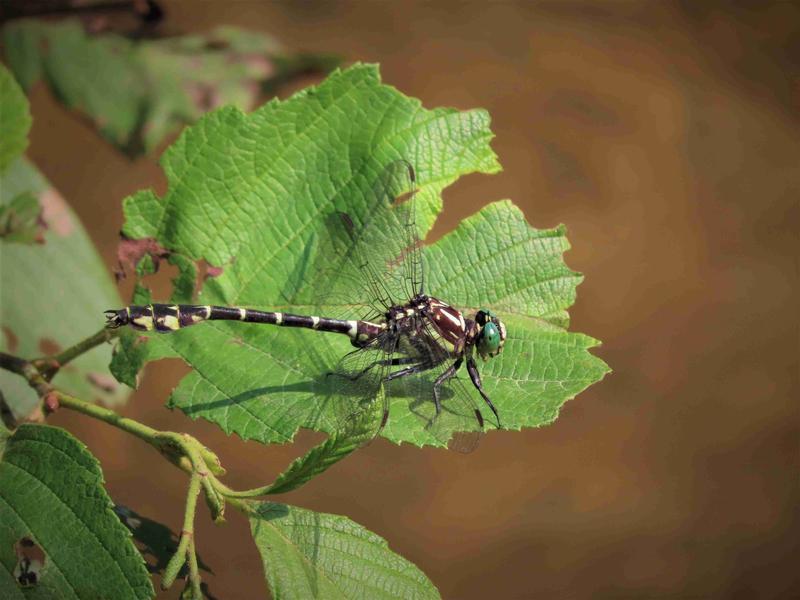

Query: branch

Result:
[53,326,118,368]
[0,351,51,397]
[33,326,120,381]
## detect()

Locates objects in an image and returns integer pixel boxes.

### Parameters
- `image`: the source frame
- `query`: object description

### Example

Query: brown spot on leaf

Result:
[38,338,62,356]
[242,54,275,79]
[115,236,170,281]
[186,82,220,112]
[395,189,417,204]
[387,239,424,271]
[206,265,224,278]
[39,188,73,236]
[85,16,110,34]
[239,81,261,112]
[204,38,229,51]
[133,336,149,347]
[197,258,226,282]
[87,372,119,393]
[2,326,19,353]
[14,538,45,588]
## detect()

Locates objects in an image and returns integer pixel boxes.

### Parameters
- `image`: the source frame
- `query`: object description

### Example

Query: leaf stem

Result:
[162,472,202,590]
[212,479,271,498]
[0,326,118,400]
[57,392,158,442]
[187,538,202,598]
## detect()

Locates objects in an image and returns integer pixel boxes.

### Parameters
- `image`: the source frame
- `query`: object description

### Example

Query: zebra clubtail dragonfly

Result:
[105,161,506,450]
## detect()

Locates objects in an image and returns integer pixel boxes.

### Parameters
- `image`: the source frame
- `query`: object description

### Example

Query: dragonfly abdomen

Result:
[105,303,383,341]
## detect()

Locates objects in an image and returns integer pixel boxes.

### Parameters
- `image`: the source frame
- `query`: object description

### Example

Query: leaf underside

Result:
[0,66,31,171]
[248,501,440,600]
[109,63,609,449]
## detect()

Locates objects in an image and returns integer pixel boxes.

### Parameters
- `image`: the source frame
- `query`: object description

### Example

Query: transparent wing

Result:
[264,161,423,444]
[323,330,397,445]
[308,160,424,321]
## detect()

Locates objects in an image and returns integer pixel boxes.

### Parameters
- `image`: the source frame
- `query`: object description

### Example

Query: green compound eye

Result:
[478,321,501,358]
[476,308,496,326]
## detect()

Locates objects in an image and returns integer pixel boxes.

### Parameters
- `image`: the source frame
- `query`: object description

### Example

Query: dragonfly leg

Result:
[467,357,501,427]
[384,361,432,382]
[379,357,418,368]
[432,358,463,416]
[336,356,418,382]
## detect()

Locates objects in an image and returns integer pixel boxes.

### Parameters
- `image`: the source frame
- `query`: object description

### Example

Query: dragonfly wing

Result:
[324,330,396,445]
[310,160,423,320]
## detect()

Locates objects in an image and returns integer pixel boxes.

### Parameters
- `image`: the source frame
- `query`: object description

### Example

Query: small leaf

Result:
[0,424,153,599]
[265,387,384,495]
[0,64,31,172]
[247,501,440,599]
[1,19,339,155]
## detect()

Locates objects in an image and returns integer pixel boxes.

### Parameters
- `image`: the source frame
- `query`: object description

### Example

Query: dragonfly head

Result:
[474,308,506,359]
[104,308,128,329]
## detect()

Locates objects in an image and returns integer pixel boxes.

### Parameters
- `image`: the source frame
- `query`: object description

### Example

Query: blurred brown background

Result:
[19,1,799,598]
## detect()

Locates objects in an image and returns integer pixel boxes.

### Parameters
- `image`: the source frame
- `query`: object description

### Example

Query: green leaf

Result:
[0,158,129,419]
[0,64,31,172]
[168,253,198,303]
[2,19,339,155]
[112,63,607,448]
[248,501,439,600]
[0,424,153,599]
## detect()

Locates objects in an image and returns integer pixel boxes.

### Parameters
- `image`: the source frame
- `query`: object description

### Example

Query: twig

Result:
[162,473,202,591]
[0,351,52,397]
[33,327,119,381]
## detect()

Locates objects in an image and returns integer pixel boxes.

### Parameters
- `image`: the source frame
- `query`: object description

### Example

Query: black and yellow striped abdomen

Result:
[104,304,384,343]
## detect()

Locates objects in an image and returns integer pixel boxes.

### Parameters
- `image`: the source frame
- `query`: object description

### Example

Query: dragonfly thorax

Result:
[383,296,506,361]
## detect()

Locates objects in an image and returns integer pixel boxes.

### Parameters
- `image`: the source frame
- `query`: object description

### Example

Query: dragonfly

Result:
[104,161,506,450]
